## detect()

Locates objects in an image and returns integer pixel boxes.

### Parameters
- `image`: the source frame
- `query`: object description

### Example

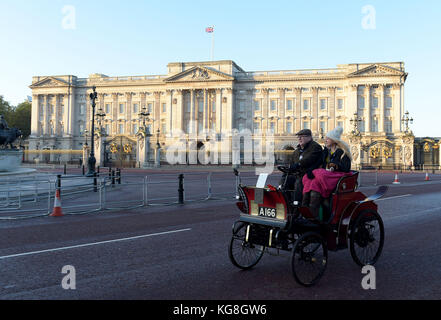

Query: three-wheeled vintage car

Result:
[228,166,386,286]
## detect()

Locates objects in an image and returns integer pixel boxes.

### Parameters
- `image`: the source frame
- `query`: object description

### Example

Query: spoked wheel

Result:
[350,210,385,267]
[229,222,265,270]
[291,232,328,287]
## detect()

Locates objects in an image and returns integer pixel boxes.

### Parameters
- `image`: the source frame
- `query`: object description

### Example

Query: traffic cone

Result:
[392,173,401,185]
[50,189,64,217]
[425,172,430,181]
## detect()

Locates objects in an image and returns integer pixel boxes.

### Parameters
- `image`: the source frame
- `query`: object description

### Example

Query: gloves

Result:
[306,169,315,180]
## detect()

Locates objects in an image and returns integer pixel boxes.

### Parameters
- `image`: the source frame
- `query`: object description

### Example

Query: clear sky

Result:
[0,0,440,137]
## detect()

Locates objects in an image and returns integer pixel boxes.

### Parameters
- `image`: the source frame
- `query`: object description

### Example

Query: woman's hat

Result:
[326,126,352,160]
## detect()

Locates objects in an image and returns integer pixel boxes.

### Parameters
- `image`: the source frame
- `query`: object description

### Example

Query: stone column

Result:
[174,89,183,133]
[379,84,385,133]
[261,88,269,132]
[294,87,301,133]
[311,87,319,133]
[154,92,161,134]
[350,85,358,129]
[112,93,118,134]
[31,94,39,137]
[166,89,173,135]
[328,87,336,131]
[203,89,207,131]
[94,135,105,167]
[137,133,151,168]
[54,95,60,136]
[278,88,286,135]
[67,90,75,137]
[215,89,222,133]
[189,89,195,134]
[365,85,371,133]
[392,84,402,133]
[224,88,234,131]
[43,95,49,135]
[126,92,132,134]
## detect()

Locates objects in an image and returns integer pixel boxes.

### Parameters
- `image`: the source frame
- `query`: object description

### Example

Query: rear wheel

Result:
[229,222,265,270]
[350,210,385,267]
[291,232,328,287]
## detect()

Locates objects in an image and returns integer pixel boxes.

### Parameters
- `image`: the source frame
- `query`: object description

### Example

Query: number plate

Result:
[258,207,277,218]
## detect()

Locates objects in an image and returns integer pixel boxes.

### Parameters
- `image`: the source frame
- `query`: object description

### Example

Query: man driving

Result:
[282,129,323,203]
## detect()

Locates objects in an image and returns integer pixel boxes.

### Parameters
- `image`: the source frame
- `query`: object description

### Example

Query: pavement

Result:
[0,168,440,300]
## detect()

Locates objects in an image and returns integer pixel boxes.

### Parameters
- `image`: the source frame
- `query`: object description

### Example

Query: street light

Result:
[350,112,363,136]
[138,105,150,133]
[401,111,414,133]
[86,86,98,177]
[95,105,106,134]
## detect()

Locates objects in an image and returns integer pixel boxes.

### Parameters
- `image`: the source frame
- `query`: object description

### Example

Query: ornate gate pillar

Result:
[137,129,152,168]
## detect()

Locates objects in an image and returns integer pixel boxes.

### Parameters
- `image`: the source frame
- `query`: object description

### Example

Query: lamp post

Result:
[95,105,106,134]
[350,112,363,137]
[86,86,98,177]
[401,111,414,134]
[138,105,150,133]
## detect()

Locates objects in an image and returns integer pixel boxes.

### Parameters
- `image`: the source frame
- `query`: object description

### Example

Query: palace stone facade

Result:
[28,60,414,167]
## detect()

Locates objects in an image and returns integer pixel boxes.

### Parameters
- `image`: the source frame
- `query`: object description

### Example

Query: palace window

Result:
[303,99,309,111]
[269,122,276,133]
[162,103,166,113]
[320,99,327,110]
[303,121,310,130]
[79,124,84,135]
[133,124,138,134]
[133,103,139,113]
[79,104,85,115]
[337,121,344,129]
[239,100,246,112]
[119,103,124,114]
[385,96,392,109]
[212,101,216,112]
[162,123,167,134]
[253,122,260,132]
[337,99,344,110]
[319,121,326,133]
[372,97,378,109]
[105,104,110,113]
[198,100,203,113]
[105,124,110,135]
[148,103,153,113]
[358,96,365,109]
[286,122,293,134]
[371,117,379,132]
[119,124,124,134]
[287,99,293,111]
[270,100,277,111]
[254,100,260,111]
[385,119,393,133]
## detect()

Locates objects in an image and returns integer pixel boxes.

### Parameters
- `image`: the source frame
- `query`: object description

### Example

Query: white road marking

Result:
[376,194,412,202]
[0,228,191,260]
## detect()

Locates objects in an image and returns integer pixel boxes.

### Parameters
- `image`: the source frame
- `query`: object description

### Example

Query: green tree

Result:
[0,95,13,122]
[0,96,32,138]
[9,101,32,138]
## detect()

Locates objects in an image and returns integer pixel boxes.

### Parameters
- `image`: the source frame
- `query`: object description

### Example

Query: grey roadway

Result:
[0,173,440,300]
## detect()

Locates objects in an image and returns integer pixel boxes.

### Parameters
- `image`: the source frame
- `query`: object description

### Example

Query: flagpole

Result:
[211,26,214,61]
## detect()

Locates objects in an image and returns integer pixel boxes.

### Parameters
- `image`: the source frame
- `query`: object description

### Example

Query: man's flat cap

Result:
[296,129,312,136]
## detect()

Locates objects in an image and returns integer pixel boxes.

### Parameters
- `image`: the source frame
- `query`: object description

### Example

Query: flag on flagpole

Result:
[205,26,214,33]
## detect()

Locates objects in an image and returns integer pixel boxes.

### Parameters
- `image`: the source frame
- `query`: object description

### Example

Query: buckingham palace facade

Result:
[28,60,414,167]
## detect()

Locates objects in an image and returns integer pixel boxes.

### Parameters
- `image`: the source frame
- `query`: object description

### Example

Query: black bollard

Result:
[63,164,67,175]
[93,172,97,192]
[57,175,62,196]
[97,166,100,176]
[178,174,184,204]
[111,169,115,187]
[82,165,85,176]
[117,168,121,184]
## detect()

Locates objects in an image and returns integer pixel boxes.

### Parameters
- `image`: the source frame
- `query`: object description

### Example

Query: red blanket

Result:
[303,168,351,198]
